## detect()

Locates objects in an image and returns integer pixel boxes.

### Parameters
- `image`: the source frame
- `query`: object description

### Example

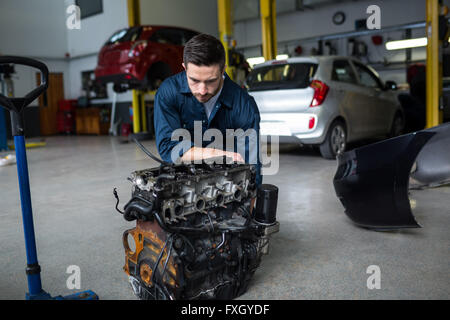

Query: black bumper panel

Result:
[333,123,450,229]
[411,123,450,186]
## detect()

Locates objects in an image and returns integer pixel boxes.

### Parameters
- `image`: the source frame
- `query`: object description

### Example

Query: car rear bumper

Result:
[259,108,333,145]
[95,73,140,85]
[95,63,144,85]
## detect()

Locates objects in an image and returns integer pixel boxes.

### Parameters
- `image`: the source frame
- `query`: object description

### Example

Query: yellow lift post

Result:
[260,0,277,61]
[127,0,140,28]
[127,0,151,140]
[218,0,235,80]
[425,0,446,128]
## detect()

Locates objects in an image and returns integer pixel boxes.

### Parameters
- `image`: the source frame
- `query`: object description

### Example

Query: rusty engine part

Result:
[114,157,279,300]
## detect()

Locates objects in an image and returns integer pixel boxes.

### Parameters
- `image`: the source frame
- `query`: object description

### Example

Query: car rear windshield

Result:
[105,27,142,45]
[246,62,318,91]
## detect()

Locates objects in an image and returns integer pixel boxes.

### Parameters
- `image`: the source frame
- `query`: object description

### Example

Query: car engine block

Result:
[114,158,279,300]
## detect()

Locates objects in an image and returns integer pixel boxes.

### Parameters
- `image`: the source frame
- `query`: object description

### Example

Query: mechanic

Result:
[154,33,262,186]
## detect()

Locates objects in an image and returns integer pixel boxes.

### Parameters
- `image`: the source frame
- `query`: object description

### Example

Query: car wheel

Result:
[319,120,347,159]
[389,113,404,138]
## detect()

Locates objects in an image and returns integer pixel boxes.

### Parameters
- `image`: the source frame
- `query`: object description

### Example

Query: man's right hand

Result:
[181,147,244,163]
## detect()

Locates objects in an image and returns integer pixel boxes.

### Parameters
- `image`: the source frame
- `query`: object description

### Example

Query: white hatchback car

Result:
[246,56,404,159]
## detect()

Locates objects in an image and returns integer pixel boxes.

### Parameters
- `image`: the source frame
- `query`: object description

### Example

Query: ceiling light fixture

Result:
[385,37,427,50]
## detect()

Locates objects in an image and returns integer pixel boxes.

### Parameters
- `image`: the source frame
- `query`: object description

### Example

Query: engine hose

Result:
[216,232,226,251]
[129,195,154,206]
[152,208,217,235]
[160,283,174,300]
[153,281,168,300]
[160,239,174,299]
[133,137,170,166]
[151,234,173,299]
[237,204,252,226]
[121,196,155,221]
[206,212,215,233]
[113,188,124,214]
[154,174,176,191]
[164,224,214,234]
[152,210,176,233]
[124,201,153,221]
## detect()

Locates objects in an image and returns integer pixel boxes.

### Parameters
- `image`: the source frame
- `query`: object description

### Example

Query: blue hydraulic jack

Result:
[0,56,98,300]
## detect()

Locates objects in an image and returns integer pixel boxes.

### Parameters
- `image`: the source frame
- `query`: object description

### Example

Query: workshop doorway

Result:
[36,72,64,136]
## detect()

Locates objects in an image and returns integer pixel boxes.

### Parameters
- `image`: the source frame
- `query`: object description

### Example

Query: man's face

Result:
[183,62,224,103]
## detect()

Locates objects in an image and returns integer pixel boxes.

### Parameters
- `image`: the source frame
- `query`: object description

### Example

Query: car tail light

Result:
[128,40,148,58]
[309,80,329,107]
[309,116,315,129]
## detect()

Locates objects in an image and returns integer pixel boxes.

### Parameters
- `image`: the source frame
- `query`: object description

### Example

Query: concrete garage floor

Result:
[0,136,448,300]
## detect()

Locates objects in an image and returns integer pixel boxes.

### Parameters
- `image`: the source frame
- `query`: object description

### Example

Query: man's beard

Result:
[194,78,223,103]
[195,93,213,103]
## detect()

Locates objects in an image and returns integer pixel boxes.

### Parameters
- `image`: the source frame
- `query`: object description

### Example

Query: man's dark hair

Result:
[183,34,225,70]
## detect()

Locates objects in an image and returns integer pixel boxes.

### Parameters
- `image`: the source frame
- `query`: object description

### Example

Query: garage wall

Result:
[140,0,219,37]
[65,0,128,58]
[68,54,133,103]
[0,58,71,108]
[234,0,428,50]
[0,0,71,105]
[233,0,438,84]
[11,59,71,107]
[0,0,67,58]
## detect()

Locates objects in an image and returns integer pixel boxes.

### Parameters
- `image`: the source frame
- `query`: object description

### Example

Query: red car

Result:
[95,25,199,92]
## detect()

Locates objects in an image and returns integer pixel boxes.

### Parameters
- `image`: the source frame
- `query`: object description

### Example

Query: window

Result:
[105,27,142,45]
[246,63,318,91]
[332,60,357,84]
[149,28,183,46]
[353,62,382,89]
[81,70,107,99]
[75,0,103,19]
